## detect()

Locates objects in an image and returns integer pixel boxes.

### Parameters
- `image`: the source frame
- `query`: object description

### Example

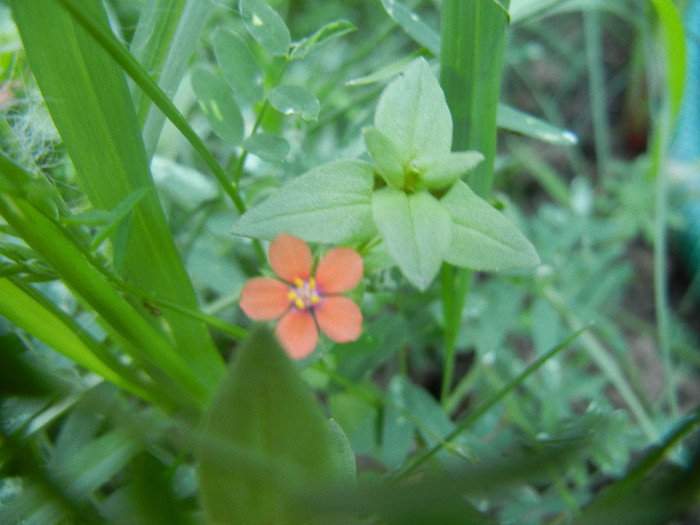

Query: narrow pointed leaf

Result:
[372,187,451,290]
[290,19,357,60]
[213,27,264,104]
[191,67,244,143]
[441,181,540,271]
[197,328,343,524]
[381,0,440,55]
[232,160,376,243]
[239,0,291,56]
[268,85,320,121]
[497,103,578,145]
[90,188,150,252]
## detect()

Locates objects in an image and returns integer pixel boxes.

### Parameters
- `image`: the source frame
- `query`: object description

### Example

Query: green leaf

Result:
[213,27,264,104]
[191,67,244,144]
[363,126,406,188]
[196,328,343,525]
[381,0,440,55]
[497,103,578,145]
[411,151,484,191]
[441,181,540,271]
[243,132,290,162]
[232,160,376,243]
[268,85,320,121]
[327,419,357,485]
[239,0,291,56]
[372,187,451,290]
[375,57,452,163]
[290,19,357,60]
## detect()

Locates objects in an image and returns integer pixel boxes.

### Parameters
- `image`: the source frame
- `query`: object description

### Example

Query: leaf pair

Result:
[233,58,539,289]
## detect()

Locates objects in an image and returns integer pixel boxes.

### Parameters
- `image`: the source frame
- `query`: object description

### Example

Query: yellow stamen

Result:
[294,277,304,287]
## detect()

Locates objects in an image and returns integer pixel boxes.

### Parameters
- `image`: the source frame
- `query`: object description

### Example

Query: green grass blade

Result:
[0,278,160,404]
[394,325,588,482]
[10,0,225,386]
[440,0,510,198]
[130,0,214,156]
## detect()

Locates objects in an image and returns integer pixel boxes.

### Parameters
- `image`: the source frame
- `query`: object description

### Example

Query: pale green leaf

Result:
[497,103,578,145]
[375,57,452,163]
[90,188,150,252]
[268,85,320,121]
[441,181,540,271]
[411,151,484,191]
[372,187,451,290]
[213,27,264,104]
[363,126,406,188]
[381,0,440,55]
[243,132,290,162]
[290,19,357,60]
[196,328,342,524]
[239,0,291,56]
[232,160,376,243]
[191,67,244,144]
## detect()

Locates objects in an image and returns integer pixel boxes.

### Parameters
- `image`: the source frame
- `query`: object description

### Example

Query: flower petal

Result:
[314,247,363,294]
[268,233,312,284]
[239,278,290,320]
[315,296,363,344]
[275,310,318,359]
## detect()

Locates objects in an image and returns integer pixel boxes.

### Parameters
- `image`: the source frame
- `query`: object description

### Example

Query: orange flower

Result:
[239,233,364,359]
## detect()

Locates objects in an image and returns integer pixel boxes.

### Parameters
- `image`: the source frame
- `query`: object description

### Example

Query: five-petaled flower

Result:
[239,233,364,359]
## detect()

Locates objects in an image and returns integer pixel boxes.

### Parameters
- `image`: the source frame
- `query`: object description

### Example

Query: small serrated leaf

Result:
[291,19,357,60]
[213,28,264,104]
[411,151,484,190]
[363,126,406,188]
[191,67,244,144]
[268,85,320,121]
[243,132,290,162]
[239,0,291,56]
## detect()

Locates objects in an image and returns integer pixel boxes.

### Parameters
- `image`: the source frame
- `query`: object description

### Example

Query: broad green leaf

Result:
[497,103,578,145]
[363,126,406,188]
[381,0,440,55]
[196,328,343,525]
[243,132,290,162]
[441,181,540,271]
[411,151,484,191]
[375,57,452,163]
[191,67,244,144]
[239,0,291,56]
[232,160,376,243]
[290,19,357,60]
[268,85,320,121]
[327,419,357,484]
[213,27,264,104]
[372,187,451,290]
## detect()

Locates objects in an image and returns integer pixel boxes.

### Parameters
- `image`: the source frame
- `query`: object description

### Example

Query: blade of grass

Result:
[130,0,213,156]
[393,325,588,482]
[438,0,510,404]
[11,0,226,386]
[0,277,162,405]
